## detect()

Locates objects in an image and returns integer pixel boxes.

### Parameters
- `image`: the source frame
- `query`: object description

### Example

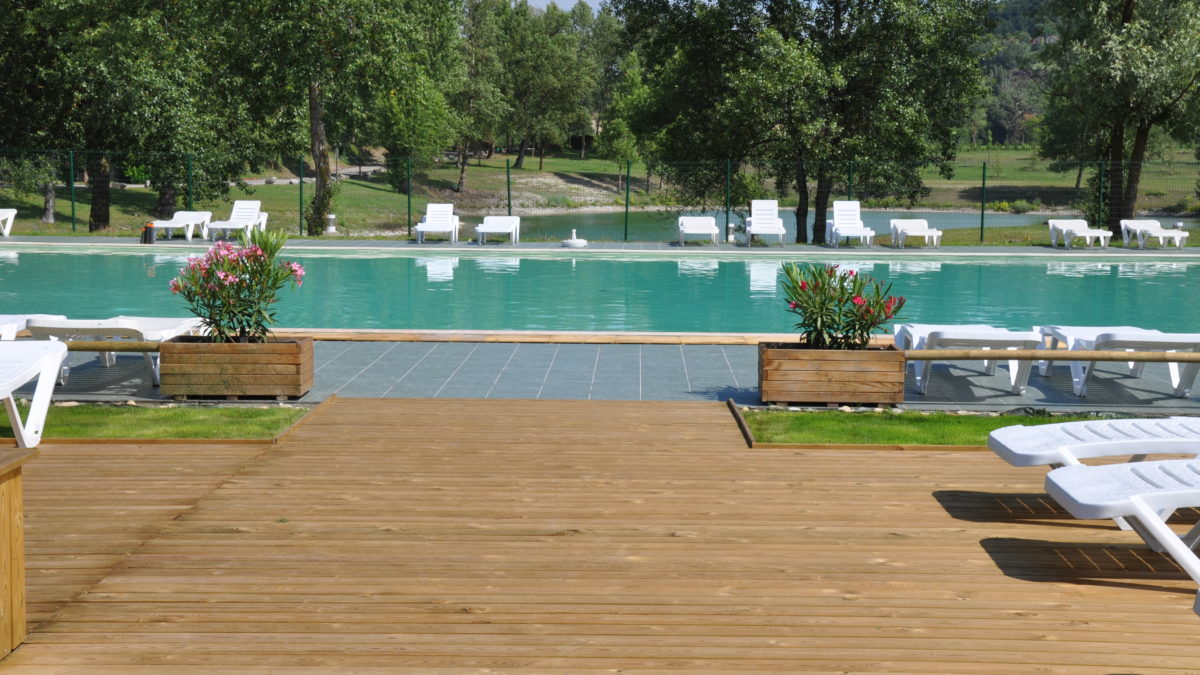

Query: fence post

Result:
[68,150,76,232]
[185,153,193,210]
[724,158,732,241]
[623,160,631,241]
[505,159,512,216]
[406,156,413,233]
[979,161,987,243]
[292,159,300,234]
[847,160,854,200]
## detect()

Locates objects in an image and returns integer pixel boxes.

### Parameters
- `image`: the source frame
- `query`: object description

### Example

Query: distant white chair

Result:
[475,215,520,245]
[1120,219,1188,249]
[149,210,212,241]
[414,204,460,244]
[889,219,942,248]
[677,216,719,246]
[745,200,786,245]
[26,316,205,386]
[1047,219,1111,249]
[904,325,1043,395]
[1,341,69,448]
[826,201,874,247]
[208,201,268,240]
[0,208,16,237]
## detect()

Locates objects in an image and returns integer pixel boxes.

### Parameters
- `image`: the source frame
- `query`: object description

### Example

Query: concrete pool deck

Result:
[15,337,1200,415]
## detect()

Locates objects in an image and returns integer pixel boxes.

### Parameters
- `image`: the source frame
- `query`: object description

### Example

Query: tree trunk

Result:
[306,79,332,236]
[456,142,468,192]
[1074,163,1084,190]
[537,140,544,171]
[793,159,809,244]
[154,186,177,219]
[1104,121,1126,234]
[40,182,55,224]
[85,153,111,232]
[1119,122,1151,222]
[812,167,833,245]
[513,136,528,169]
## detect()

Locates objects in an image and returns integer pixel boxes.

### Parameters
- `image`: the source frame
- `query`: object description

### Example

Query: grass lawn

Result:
[744,409,1094,446]
[0,403,308,440]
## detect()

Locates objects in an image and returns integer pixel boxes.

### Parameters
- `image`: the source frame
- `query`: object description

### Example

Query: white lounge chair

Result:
[26,316,205,386]
[414,204,460,244]
[678,216,719,245]
[208,201,268,240]
[889,219,942,248]
[906,325,1043,395]
[1035,325,1160,381]
[745,200,785,245]
[475,215,520,245]
[149,210,212,241]
[826,201,874,248]
[0,314,68,342]
[1,341,68,448]
[0,208,16,237]
[1121,219,1189,249]
[1047,219,1112,249]
[1044,458,1200,616]
[1047,329,1200,398]
[990,417,1200,468]
[895,322,1014,375]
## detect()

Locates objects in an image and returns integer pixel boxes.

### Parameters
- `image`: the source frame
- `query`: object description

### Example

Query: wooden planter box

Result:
[759,343,906,406]
[160,336,314,399]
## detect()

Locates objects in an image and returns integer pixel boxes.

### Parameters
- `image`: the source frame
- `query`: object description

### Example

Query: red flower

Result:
[799,281,808,291]
[847,270,856,277]
[788,301,797,309]
[851,296,865,305]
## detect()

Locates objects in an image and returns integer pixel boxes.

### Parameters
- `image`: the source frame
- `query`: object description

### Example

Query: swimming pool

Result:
[1,247,1197,333]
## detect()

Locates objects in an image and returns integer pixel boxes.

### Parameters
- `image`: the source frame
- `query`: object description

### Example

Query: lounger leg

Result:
[1038,337,1063,377]
[1009,357,1034,395]
[1170,362,1200,398]
[1128,501,1200,585]
[5,350,65,449]
[1070,360,1094,397]
[916,360,934,394]
[143,351,160,386]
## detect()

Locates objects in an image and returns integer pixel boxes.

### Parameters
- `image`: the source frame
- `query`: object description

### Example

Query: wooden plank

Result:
[8,399,1200,672]
[762,369,906,383]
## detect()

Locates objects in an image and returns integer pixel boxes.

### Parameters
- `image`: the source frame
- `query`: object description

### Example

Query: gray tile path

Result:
[18,339,1200,416]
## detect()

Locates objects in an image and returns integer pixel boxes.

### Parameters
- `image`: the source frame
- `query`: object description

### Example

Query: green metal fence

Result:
[1,148,1197,243]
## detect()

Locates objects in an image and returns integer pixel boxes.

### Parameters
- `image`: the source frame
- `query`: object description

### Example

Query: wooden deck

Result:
[5,398,1200,672]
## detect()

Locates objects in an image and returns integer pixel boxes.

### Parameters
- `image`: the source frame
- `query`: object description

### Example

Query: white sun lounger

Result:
[889,219,942,248]
[827,201,874,248]
[1121,219,1189,249]
[893,323,993,372]
[906,326,1043,395]
[745,200,785,245]
[26,316,205,386]
[1036,325,1161,380]
[1,341,69,448]
[414,204,460,244]
[1045,329,1200,397]
[475,216,520,245]
[989,417,1200,468]
[0,208,16,237]
[0,314,68,342]
[678,216,719,245]
[1047,219,1112,249]
[1045,458,1200,616]
[149,210,212,241]
[208,201,268,240]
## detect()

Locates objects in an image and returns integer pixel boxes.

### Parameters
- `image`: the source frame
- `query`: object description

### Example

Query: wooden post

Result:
[0,449,38,657]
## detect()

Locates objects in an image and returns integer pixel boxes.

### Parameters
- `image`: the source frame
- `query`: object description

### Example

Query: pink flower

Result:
[799,281,808,291]
[847,270,856,277]
[169,279,181,294]
[788,301,797,309]
[851,296,865,305]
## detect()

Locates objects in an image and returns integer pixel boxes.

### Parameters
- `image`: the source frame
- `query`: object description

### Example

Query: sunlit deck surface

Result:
[6,398,1200,672]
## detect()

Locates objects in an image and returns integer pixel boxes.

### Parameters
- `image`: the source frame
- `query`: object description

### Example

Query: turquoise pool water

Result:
[1,248,1197,333]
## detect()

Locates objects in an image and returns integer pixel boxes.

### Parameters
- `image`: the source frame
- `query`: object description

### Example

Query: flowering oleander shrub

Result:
[169,229,305,343]
[780,263,905,350]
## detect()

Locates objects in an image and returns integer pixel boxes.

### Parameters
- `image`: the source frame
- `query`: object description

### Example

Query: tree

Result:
[227,0,461,234]
[447,0,510,192]
[1039,0,1200,233]
[498,2,595,169]
[616,0,988,243]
